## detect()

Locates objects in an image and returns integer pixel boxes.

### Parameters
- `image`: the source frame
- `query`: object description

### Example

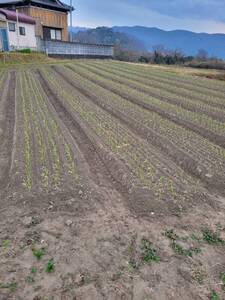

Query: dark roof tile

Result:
[0,8,36,23]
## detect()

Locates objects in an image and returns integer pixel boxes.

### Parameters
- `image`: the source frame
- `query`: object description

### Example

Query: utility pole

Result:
[70,0,73,42]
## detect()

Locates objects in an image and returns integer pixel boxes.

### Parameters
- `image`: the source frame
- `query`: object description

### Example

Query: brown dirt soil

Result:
[0,62,225,300]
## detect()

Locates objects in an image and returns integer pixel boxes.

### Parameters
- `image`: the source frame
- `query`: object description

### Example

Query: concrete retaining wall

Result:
[37,39,114,57]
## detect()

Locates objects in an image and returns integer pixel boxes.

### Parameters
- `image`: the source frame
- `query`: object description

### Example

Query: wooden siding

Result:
[0,20,7,27]
[17,6,68,41]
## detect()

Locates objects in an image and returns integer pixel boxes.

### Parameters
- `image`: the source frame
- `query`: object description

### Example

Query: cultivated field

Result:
[0,60,225,300]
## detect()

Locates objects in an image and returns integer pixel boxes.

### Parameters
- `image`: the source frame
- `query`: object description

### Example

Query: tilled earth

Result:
[0,61,225,300]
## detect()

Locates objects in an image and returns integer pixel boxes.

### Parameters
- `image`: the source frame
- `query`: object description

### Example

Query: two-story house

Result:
[0,8,36,50]
[0,0,73,42]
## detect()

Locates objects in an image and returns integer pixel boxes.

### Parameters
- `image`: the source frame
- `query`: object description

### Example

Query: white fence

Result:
[37,39,114,58]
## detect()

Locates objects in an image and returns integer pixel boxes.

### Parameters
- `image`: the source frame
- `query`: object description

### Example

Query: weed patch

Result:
[32,248,45,260]
[46,259,55,273]
[202,229,224,245]
[140,239,160,263]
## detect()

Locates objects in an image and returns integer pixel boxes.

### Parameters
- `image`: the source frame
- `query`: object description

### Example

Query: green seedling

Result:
[140,239,160,263]
[164,229,179,240]
[2,240,10,249]
[45,259,55,273]
[26,275,35,284]
[31,266,38,274]
[32,248,45,260]
[171,242,192,257]
[210,290,220,300]
[202,229,224,245]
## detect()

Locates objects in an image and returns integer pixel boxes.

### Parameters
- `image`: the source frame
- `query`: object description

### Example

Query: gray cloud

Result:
[66,0,225,33]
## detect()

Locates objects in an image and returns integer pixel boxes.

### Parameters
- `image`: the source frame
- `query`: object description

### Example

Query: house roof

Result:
[0,11,6,21]
[0,0,73,12]
[0,8,36,23]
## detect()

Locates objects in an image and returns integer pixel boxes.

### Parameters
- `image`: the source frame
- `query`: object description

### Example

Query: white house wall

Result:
[7,21,37,50]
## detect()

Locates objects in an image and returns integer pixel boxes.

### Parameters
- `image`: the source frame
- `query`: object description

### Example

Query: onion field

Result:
[0,60,225,299]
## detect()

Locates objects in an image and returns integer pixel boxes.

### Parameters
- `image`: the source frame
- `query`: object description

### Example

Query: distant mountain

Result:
[113,26,225,58]
[69,26,90,34]
[69,26,225,59]
[72,27,146,51]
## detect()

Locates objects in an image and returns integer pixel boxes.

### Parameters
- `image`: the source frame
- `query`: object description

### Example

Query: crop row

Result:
[60,64,225,185]
[68,63,225,146]
[75,62,225,135]
[86,60,225,118]
[0,71,7,97]
[110,60,225,95]
[17,70,77,191]
[40,66,202,202]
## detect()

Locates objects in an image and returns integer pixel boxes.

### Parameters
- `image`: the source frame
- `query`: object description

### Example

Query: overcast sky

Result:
[64,0,225,33]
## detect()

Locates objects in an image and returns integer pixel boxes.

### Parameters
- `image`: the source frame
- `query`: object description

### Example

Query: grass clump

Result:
[165,229,201,257]
[171,242,193,257]
[45,259,55,273]
[164,229,179,241]
[140,239,160,263]
[32,248,45,260]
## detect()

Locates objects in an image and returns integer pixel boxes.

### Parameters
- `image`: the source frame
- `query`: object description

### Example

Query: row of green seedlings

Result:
[27,69,78,188]
[22,71,50,189]
[43,67,195,201]
[110,59,225,96]
[20,70,77,191]
[74,62,225,136]
[19,72,33,190]
[26,71,59,188]
[66,64,225,177]
[0,71,6,94]
[87,60,225,119]
[31,70,77,182]
[93,60,225,106]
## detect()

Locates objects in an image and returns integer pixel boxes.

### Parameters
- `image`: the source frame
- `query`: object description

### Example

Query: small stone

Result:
[205,173,213,178]
[23,216,33,227]
[65,220,73,227]
[78,190,83,196]
[197,166,202,174]
[48,205,53,210]
[66,198,76,205]
[150,212,155,215]
[75,273,84,285]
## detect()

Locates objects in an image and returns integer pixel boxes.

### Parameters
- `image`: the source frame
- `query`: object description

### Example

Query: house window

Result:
[50,28,62,40]
[8,22,16,32]
[19,26,25,36]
